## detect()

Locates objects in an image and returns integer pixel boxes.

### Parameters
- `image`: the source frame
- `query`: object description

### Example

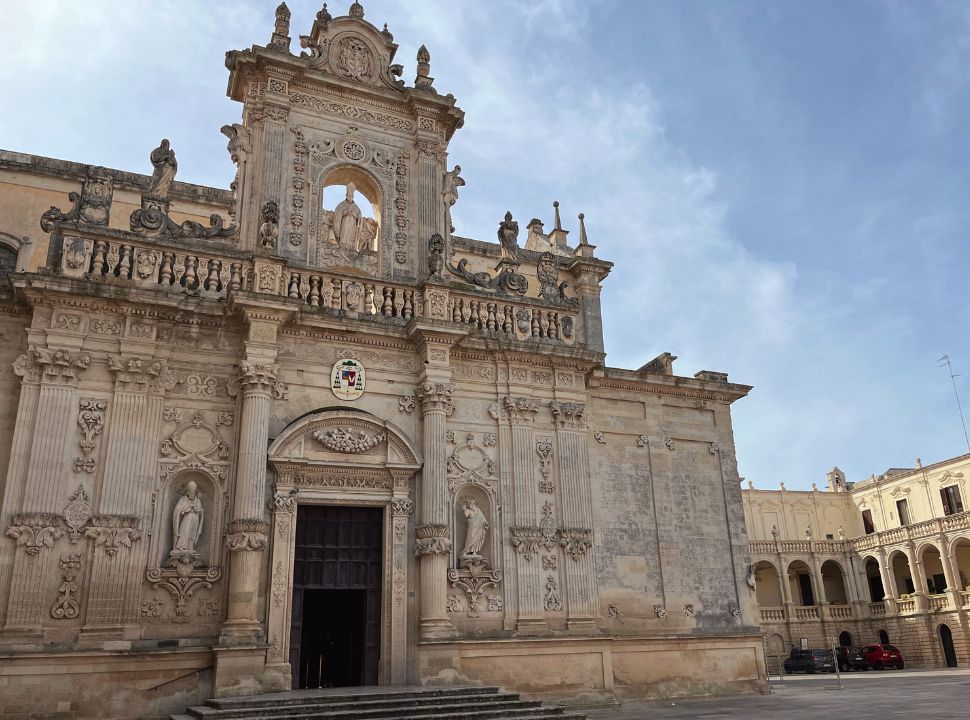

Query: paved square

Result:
[585,669,970,720]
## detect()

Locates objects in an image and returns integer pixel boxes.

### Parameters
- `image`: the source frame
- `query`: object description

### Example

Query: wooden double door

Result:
[289,505,383,688]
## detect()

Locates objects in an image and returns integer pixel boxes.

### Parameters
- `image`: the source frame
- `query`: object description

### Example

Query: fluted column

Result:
[221,362,283,642]
[550,401,597,629]
[907,544,927,612]
[82,358,174,636]
[415,381,454,639]
[3,349,90,638]
[877,548,898,615]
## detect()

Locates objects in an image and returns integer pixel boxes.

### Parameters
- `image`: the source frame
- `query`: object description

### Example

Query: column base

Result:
[212,644,269,698]
[219,619,264,646]
[262,662,293,692]
[514,618,547,636]
[419,619,455,641]
[566,618,598,632]
[0,626,44,651]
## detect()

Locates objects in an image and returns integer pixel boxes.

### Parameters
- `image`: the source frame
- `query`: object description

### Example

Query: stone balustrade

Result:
[760,606,785,622]
[792,605,819,621]
[896,598,917,614]
[869,601,887,617]
[827,604,852,619]
[928,594,951,612]
[54,232,580,346]
[962,591,970,608]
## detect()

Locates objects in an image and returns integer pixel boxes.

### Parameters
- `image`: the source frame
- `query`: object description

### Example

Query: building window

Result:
[0,245,16,276]
[862,509,875,534]
[941,485,964,516]
[896,498,910,526]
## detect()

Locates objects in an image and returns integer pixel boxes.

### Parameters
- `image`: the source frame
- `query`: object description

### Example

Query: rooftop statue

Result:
[147,139,177,199]
[497,211,520,261]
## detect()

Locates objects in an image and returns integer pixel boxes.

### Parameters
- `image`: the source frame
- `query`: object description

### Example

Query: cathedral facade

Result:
[0,4,764,717]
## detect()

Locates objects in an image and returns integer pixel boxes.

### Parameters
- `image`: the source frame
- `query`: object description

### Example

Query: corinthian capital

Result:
[229,362,289,399]
[16,348,91,386]
[504,396,540,425]
[106,355,178,393]
[415,382,455,416]
[225,518,269,551]
[550,400,587,430]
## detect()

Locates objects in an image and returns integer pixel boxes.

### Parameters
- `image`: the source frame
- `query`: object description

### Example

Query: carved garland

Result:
[290,128,307,246]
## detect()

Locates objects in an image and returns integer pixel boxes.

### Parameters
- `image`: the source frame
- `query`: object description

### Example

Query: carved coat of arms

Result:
[331,358,366,400]
[335,36,372,80]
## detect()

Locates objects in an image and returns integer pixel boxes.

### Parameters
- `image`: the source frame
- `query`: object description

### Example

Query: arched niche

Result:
[149,468,223,572]
[318,163,383,255]
[453,485,494,567]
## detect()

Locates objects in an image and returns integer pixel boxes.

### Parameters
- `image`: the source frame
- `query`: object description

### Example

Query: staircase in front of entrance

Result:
[170,685,587,720]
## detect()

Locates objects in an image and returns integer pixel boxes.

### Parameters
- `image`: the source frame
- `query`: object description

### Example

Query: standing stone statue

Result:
[147,139,178,199]
[460,498,488,559]
[497,210,520,261]
[331,183,362,249]
[170,480,204,563]
[442,165,465,233]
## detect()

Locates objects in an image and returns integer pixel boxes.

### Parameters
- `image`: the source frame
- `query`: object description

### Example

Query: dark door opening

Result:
[868,574,884,601]
[798,573,815,605]
[290,505,383,689]
[839,631,853,647]
[878,629,890,644]
[940,624,958,667]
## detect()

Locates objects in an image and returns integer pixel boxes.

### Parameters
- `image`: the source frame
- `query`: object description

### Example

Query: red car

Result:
[862,643,904,670]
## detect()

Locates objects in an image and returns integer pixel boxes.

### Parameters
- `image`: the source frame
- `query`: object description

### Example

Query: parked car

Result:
[862,643,904,670]
[783,648,836,673]
[835,646,869,672]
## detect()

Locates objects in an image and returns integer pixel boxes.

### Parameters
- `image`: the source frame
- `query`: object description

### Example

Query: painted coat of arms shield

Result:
[331,358,366,400]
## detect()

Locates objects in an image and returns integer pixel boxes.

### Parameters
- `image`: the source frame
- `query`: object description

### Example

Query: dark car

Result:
[862,643,904,670]
[836,646,869,672]
[783,648,836,674]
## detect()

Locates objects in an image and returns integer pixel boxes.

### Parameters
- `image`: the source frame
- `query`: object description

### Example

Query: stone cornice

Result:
[591,368,752,404]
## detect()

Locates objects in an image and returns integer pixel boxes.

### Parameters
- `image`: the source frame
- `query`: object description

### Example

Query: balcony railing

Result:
[896,598,917,614]
[828,604,852,619]
[962,591,970,608]
[928,594,951,612]
[869,601,887,617]
[792,605,819,621]
[54,232,581,346]
[760,606,785,622]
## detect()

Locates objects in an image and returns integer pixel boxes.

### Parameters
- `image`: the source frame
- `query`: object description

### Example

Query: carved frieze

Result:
[50,553,84,620]
[272,561,286,608]
[289,92,414,132]
[549,401,586,430]
[225,519,268,551]
[291,471,392,490]
[312,427,386,454]
[414,524,451,556]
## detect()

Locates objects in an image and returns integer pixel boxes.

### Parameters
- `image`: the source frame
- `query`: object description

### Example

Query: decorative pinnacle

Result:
[382,23,394,42]
[553,201,563,231]
[317,3,332,22]
[276,1,291,21]
[417,44,430,65]
[349,1,364,19]
[577,213,588,245]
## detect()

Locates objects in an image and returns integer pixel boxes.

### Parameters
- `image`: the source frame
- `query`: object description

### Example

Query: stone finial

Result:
[804,525,812,539]
[415,44,434,91]
[349,1,365,19]
[382,23,394,42]
[915,457,922,468]
[838,525,845,540]
[269,2,292,53]
[577,212,589,245]
[317,3,332,22]
[553,201,563,231]
[771,524,778,539]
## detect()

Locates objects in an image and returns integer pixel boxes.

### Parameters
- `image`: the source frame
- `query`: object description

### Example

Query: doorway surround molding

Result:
[265,409,421,688]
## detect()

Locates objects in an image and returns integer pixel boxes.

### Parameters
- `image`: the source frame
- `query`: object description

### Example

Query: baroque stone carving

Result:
[270,487,299,513]
[146,565,222,620]
[665,437,675,451]
[544,575,563,612]
[504,396,539,424]
[539,502,557,549]
[225,518,269,551]
[684,603,695,617]
[442,166,464,233]
[427,233,445,278]
[75,398,106,472]
[106,356,178,393]
[85,515,142,556]
[729,603,741,618]
[447,557,503,618]
[228,362,288,400]
[312,426,386,453]
[414,523,451,556]
[63,484,92,544]
[170,481,204,565]
[447,434,497,496]
[15,348,91,386]
[392,498,414,516]
[398,395,416,413]
[148,139,178,199]
[594,431,606,444]
[50,553,84,620]
[542,554,557,570]
[259,200,280,249]
[6,513,64,555]
[497,211,520,261]
[536,438,554,494]
[608,604,620,618]
[334,34,373,80]
[446,257,528,296]
[655,604,667,618]
[559,528,593,561]
[416,382,455,415]
[40,168,113,232]
[550,401,586,430]
[459,498,488,560]
[487,594,503,612]
[509,527,543,560]
[637,435,648,448]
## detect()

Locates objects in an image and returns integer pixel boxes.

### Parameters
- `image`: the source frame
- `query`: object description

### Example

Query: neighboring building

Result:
[0,4,764,718]
[743,457,970,670]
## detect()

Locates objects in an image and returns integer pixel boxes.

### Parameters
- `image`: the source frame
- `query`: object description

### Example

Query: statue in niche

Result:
[460,498,488,560]
[147,139,178,199]
[356,216,378,251]
[170,480,204,564]
[497,211,520,261]
[329,183,362,249]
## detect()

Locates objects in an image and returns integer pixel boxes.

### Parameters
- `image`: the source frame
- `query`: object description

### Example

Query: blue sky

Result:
[3,0,970,490]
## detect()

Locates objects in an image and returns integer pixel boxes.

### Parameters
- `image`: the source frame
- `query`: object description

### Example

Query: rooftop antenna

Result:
[939,354,970,453]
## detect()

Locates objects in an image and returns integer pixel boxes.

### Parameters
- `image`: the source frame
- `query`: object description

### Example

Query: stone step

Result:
[207,686,501,711]
[184,710,581,720]
[188,693,530,718]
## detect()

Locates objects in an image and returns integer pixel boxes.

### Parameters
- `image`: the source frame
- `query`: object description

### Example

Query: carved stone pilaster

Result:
[84,515,142,556]
[558,528,593,561]
[549,401,587,430]
[504,396,540,425]
[414,524,451,556]
[6,513,64,555]
[106,356,178,394]
[228,362,288,400]
[226,519,269,551]
[415,382,454,416]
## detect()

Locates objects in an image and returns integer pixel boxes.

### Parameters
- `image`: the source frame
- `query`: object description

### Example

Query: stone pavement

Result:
[584,668,970,719]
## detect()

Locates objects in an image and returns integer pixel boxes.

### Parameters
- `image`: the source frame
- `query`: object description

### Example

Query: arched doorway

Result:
[820,559,849,604]
[920,543,947,594]
[879,629,890,644]
[864,556,885,601]
[839,630,853,647]
[889,550,914,596]
[266,408,422,688]
[940,625,958,667]
[787,560,816,606]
